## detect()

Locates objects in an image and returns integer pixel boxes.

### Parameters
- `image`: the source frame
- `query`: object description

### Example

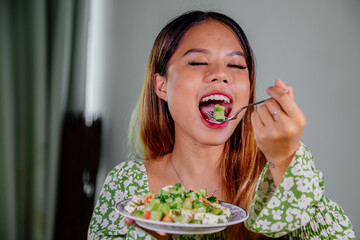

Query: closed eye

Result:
[189,62,208,66]
[228,64,247,69]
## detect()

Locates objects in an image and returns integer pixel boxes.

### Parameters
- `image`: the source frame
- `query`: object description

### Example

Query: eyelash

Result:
[189,62,207,66]
[228,64,247,70]
[189,62,247,69]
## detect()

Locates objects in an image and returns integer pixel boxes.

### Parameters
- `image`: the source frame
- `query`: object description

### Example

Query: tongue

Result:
[199,100,232,120]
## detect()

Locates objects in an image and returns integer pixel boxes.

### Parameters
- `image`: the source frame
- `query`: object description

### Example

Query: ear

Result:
[154,73,168,102]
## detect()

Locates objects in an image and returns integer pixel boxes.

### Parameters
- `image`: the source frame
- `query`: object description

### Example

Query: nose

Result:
[207,62,230,84]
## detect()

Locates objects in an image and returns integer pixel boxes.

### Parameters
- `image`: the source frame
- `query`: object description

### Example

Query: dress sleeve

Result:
[244,143,356,239]
[87,160,156,240]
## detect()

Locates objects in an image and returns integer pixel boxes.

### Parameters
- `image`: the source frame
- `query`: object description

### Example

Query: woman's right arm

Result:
[88,161,157,240]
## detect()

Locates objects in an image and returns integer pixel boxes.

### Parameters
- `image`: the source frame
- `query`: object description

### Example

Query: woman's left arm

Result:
[251,79,306,187]
[249,82,355,238]
[245,143,355,239]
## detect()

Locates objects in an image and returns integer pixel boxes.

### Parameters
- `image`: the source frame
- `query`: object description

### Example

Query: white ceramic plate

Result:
[115,198,249,235]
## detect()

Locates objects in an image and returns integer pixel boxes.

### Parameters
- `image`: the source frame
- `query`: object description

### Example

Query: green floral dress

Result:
[88,143,355,239]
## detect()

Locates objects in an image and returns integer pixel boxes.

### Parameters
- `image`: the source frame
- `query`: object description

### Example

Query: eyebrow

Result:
[183,48,210,56]
[182,48,245,58]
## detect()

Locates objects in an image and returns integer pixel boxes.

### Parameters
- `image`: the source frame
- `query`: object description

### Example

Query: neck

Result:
[170,136,225,191]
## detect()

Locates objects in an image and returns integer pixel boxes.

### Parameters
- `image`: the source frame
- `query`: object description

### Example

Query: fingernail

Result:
[284,89,290,93]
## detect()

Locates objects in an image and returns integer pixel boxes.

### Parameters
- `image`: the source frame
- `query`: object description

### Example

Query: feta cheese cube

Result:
[221,206,231,218]
[181,210,194,219]
[161,185,173,192]
[124,201,138,214]
[132,195,144,205]
[202,213,219,224]
[194,212,206,220]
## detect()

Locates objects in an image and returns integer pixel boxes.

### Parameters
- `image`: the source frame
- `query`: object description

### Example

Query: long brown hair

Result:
[129,11,266,239]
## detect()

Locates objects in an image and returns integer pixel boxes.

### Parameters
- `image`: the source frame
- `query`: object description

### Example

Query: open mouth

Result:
[199,94,232,122]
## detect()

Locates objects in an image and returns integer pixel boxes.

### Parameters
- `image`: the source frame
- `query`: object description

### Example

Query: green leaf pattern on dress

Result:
[88,143,355,239]
[245,143,355,239]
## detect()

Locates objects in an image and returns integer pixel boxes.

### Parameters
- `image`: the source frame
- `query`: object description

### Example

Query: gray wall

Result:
[88,0,360,235]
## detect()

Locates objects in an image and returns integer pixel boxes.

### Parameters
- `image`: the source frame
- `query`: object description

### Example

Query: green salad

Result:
[213,104,226,122]
[124,183,230,224]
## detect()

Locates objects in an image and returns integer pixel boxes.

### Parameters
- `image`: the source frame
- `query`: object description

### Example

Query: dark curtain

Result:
[55,113,101,240]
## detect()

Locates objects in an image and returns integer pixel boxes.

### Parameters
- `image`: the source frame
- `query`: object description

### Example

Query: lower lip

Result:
[200,115,229,129]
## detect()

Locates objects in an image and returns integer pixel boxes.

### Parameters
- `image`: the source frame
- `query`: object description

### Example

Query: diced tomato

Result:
[143,210,151,219]
[143,194,155,205]
[162,214,174,222]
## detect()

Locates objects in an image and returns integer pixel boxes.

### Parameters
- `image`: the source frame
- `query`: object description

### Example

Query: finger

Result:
[265,98,287,121]
[125,218,135,226]
[274,79,294,98]
[251,112,267,143]
[251,111,265,132]
[266,86,299,118]
[257,104,276,127]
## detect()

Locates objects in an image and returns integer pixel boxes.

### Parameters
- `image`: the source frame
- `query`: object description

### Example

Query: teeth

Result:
[201,94,230,103]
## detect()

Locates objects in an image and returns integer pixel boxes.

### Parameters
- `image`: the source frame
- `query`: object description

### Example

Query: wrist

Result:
[266,153,295,187]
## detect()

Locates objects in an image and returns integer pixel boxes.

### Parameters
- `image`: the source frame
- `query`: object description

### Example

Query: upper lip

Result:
[199,90,233,104]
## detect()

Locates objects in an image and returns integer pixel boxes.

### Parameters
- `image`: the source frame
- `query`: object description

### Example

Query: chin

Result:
[197,133,231,147]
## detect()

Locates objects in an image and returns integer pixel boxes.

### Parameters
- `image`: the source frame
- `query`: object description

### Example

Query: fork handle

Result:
[233,97,272,117]
[244,97,272,109]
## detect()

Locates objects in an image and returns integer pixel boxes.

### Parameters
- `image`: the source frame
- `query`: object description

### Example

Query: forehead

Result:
[177,19,243,52]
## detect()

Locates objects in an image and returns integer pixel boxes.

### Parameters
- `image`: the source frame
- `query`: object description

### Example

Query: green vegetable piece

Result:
[174,215,190,223]
[152,202,160,211]
[183,198,192,210]
[150,210,163,221]
[211,207,222,215]
[195,206,206,213]
[198,189,207,198]
[165,198,173,205]
[193,200,204,208]
[148,199,161,210]
[207,196,218,203]
[213,104,225,122]
[159,203,170,214]
[169,185,186,196]
[159,190,170,202]
[133,210,143,218]
[213,111,225,121]
[187,191,199,200]
[189,219,202,224]
[170,197,183,209]
[214,104,225,112]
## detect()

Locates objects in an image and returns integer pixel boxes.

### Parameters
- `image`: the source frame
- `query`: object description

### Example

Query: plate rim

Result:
[115,198,249,229]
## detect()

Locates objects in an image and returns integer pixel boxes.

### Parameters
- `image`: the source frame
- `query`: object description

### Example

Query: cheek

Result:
[167,72,197,103]
[235,77,250,99]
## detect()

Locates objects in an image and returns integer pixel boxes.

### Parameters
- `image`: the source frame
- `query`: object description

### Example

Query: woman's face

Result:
[156,19,250,146]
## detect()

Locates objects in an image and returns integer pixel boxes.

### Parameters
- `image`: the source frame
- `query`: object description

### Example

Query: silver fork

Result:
[206,97,272,124]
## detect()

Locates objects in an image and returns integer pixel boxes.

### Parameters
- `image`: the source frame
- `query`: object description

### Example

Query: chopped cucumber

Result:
[211,207,222,215]
[174,215,190,223]
[133,210,143,218]
[150,210,163,221]
[159,203,170,214]
[183,198,192,210]
[213,104,225,122]
[189,219,202,224]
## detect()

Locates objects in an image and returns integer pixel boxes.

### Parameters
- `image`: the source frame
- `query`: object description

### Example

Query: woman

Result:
[88,11,355,239]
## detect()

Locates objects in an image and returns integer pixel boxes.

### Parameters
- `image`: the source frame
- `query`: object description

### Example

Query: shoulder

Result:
[102,160,149,199]
[105,160,147,183]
